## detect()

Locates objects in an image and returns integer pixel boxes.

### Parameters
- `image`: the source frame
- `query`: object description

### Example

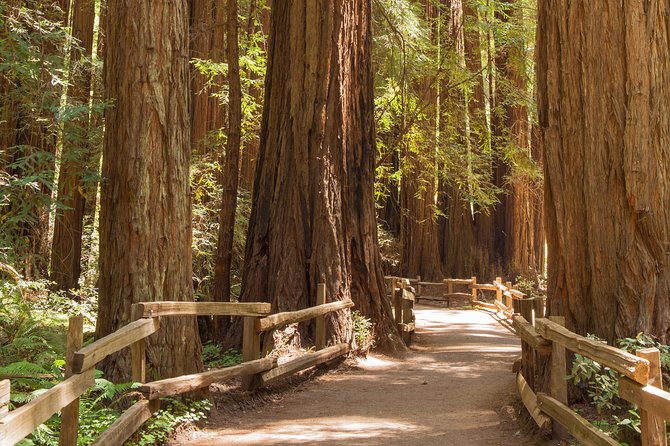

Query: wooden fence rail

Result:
[513,305,668,446]
[0,286,353,446]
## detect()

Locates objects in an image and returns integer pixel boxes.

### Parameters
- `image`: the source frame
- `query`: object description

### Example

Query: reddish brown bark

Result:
[230,0,402,351]
[97,0,202,381]
[400,2,442,281]
[212,0,242,336]
[538,1,670,341]
[190,0,213,153]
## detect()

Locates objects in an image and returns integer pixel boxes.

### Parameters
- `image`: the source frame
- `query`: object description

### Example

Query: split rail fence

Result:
[513,305,670,446]
[386,274,670,445]
[0,284,353,446]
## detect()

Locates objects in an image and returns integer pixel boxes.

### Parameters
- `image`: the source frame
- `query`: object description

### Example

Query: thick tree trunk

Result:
[97,0,203,382]
[230,0,402,351]
[538,1,670,341]
[400,2,442,281]
[212,0,242,336]
[440,0,489,280]
[50,0,96,291]
[492,1,544,280]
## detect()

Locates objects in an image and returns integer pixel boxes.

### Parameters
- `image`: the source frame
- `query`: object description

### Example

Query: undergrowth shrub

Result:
[352,310,375,356]
[568,332,670,445]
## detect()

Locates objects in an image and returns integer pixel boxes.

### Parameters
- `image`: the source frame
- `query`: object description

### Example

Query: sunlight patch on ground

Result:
[218,416,426,444]
[356,355,398,370]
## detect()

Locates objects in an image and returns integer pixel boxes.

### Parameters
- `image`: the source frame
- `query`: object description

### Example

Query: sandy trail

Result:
[177,305,547,445]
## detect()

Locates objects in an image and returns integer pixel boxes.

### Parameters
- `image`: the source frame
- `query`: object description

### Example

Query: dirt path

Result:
[177,306,549,445]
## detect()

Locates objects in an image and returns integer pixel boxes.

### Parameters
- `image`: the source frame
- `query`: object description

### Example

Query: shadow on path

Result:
[176,306,547,445]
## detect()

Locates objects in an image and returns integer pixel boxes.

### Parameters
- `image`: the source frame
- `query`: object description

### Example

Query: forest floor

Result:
[174,305,553,445]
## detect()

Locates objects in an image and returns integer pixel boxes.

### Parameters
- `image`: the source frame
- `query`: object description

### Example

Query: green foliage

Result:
[202,342,243,368]
[131,399,211,446]
[569,333,670,444]
[569,349,621,413]
[191,157,251,301]
[0,3,105,276]
[352,310,376,356]
[513,275,543,299]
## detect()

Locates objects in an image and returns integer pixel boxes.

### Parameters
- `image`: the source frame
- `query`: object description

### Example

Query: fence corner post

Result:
[130,304,146,384]
[59,315,84,446]
[394,280,404,329]
[315,283,327,350]
[470,276,477,303]
[637,347,667,446]
[495,277,502,303]
[548,315,569,440]
[242,316,262,390]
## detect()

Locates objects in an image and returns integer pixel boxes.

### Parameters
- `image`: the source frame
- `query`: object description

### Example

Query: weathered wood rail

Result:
[384,277,416,345]
[514,304,669,445]
[0,285,352,446]
[386,274,669,445]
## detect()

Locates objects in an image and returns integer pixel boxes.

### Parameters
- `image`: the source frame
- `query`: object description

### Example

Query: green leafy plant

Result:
[202,343,242,368]
[568,335,622,413]
[132,398,211,446]
[352,310,375,356]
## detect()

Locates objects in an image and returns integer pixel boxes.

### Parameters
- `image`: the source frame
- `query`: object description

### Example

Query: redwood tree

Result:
[50,0,96,291]
[232,0,401,350]
[212,0,242,334]
[97,0,202,381]
[538,1,670,341]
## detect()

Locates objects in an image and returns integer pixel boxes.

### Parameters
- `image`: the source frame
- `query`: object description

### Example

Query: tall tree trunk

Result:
[208,1,226,138]
[190,0,212,154]
[238,0,269,192]
[97,0,203,382]
[400,1,442,281]
[491,0,544,280]
[212,0,242,336]
[538,1,670,341]
[50,0,96,291]
[229,0,402,351]
[440,0,481,279]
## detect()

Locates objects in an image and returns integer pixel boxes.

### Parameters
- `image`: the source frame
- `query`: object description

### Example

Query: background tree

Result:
[96,0,203,381]
[538,1,670,341]
[212,0,243,336]
[50,0,97,291]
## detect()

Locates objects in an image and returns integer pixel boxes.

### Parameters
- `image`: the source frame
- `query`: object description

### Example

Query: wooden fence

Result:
[0,284,353,446]
[385,277,416,345]
[513,298,668,445]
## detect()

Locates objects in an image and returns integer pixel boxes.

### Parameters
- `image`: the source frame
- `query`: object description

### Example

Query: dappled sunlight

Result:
[207,416,427,444]
[180,305,528,445]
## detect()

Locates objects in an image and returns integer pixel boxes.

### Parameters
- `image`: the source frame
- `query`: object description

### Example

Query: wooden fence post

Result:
[533,298,545,320]
[242,316,261,390]
[402,291,413,345]
[495,277,502,303]
[315,283,326,351]
[59,315,84,446]
[416,276,421,299]
[548,315,569,440]
[636,348,667,446]
[0,379,9,417]
[394,281,404,329]
[130,305,146,384]
[519,300,535,391]
[470,276,477,303]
